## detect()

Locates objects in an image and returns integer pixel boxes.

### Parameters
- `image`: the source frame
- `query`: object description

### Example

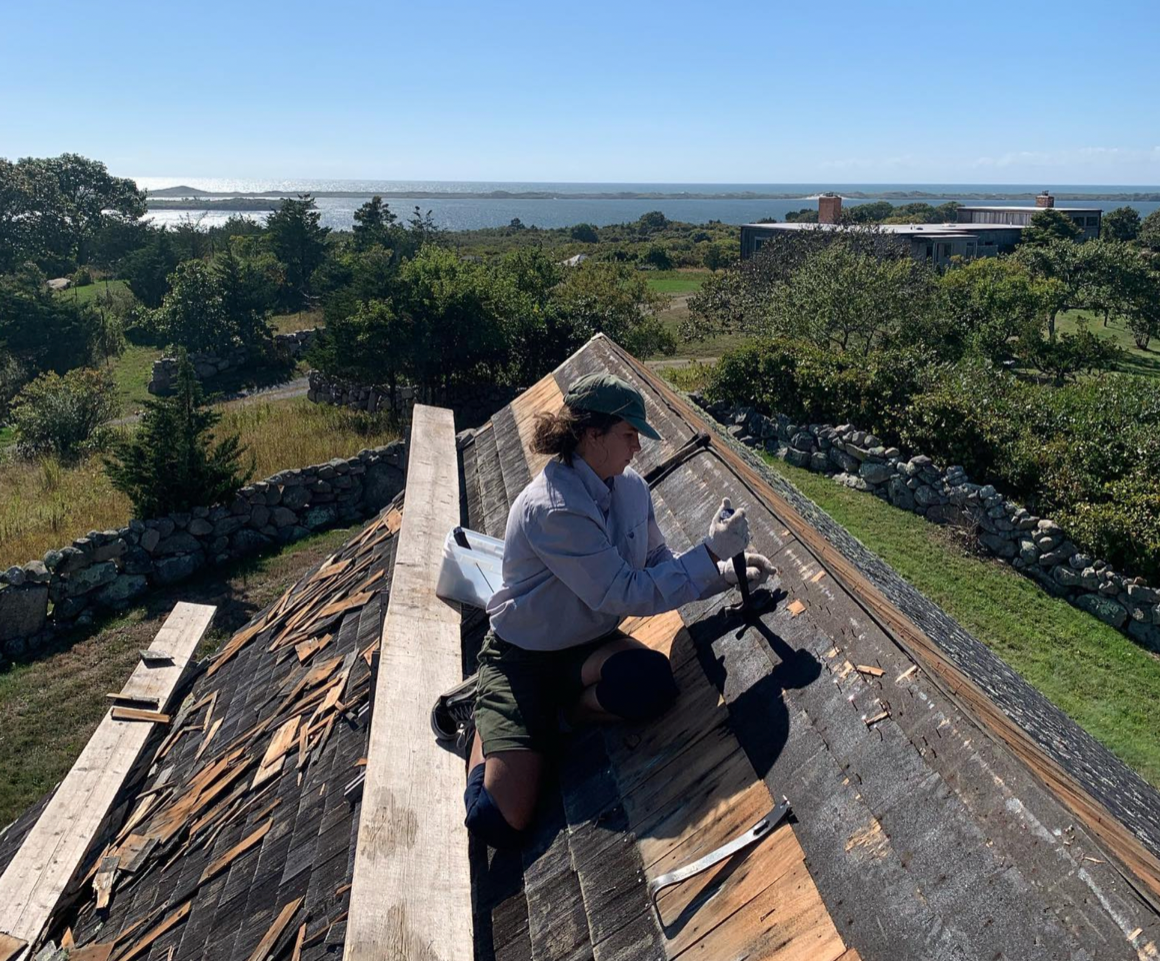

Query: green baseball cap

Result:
[563,372,661,440]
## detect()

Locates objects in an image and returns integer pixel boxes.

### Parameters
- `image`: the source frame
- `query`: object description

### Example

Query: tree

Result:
[1013,240,1083,338]
[10,367,118,461]
[1021,327,1122,385]
[214,243,275,348]
[0,351,26,423]
[1020,208,1083,246]
[105,351,252,517]
[266,194,330,308]
[122,228,179,308]
[0,264,101,376]
[0,154,146,269]
[939,256,1048,361]
[310,298,414,412]
[763,243,939,354]
[642,244,673,270]
[570,223,599,243]
[351,195,398,251]
[152,260,233,354]
[552,261,673,361]
[395,245,509,398]
[685,225,914,343]
[1102,206,1141,242]
[637,211,668,234]
[1075,239,1152,327]
[703,243,729,272]
[841,201,895,224]
[1139,210,1160,253]
[1126,272,1160,349]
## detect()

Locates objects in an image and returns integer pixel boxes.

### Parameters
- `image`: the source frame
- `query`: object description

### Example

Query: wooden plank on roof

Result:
[0,933,26,961]
[346,404,473,960]
[0,602,214,950]
[245,897,303,961]
[508,372,564,481]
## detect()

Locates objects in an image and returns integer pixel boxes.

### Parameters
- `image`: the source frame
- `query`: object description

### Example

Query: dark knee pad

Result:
[596,648,678,721]
[464,764,526,850]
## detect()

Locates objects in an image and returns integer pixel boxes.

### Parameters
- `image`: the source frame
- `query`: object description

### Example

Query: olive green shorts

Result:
[475,628,628,755]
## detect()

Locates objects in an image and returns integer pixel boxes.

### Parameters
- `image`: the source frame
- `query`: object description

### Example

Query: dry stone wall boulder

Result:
[147,329,318,395]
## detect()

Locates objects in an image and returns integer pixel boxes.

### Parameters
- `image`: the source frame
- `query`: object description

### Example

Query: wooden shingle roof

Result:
[3,333,1159,960]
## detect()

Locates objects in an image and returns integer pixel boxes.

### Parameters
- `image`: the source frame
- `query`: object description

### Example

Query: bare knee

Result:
[484,753,542,829]
[463,751,543,848]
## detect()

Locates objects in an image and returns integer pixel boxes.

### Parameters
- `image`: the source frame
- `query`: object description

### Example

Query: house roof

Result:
[3,334,1159,960]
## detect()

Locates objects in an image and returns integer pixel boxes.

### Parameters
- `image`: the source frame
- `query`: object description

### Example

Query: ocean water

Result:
[133,179,1160,232]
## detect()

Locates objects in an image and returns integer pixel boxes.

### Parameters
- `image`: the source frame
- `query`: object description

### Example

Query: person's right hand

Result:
[705,497,749,561]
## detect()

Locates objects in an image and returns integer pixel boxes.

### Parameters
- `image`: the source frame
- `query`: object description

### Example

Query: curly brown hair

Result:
[531,405,621,466]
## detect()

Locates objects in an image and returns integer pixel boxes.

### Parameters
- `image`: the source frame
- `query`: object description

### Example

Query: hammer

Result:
[720,505,769,636]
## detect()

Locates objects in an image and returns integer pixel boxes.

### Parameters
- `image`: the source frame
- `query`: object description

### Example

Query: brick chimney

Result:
[1036,191,1055,208]
[818,193,843,224]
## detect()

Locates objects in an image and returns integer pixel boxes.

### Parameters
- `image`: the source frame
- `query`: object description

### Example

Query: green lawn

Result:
[763,453,1160,788]
[1056,308,1160,379]
[106,343,163,416]
[57,278,130,305]
[644,269,712,296]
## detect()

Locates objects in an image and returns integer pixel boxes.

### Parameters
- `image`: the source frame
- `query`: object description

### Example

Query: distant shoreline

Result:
[146,186,1160,209]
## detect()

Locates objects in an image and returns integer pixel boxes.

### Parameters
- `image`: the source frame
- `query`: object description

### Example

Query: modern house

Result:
[741,191,1101,264]
[957,191,1102,240]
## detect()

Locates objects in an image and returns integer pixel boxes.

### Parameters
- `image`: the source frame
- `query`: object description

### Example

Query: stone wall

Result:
[306,369,519,430]
[0,439,406,663]
[148,329,318,395]
[698,395,1160,654]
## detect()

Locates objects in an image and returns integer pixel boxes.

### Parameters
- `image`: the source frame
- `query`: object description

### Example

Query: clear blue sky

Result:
[3,0,1158,185]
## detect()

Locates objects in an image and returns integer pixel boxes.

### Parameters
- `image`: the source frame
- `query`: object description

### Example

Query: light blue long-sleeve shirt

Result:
[487,455,726,651]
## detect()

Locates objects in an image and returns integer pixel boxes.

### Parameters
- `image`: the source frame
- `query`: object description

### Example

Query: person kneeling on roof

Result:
[454,373,776,850]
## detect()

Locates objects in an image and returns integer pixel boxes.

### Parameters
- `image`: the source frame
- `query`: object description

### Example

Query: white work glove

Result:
[704,497,750,562]
[718,553,778,591]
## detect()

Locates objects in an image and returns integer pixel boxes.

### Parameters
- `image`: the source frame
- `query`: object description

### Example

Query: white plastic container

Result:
[436,526,505,609]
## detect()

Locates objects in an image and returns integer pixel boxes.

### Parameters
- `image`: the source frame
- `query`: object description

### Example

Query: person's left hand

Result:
[718,552,778,590]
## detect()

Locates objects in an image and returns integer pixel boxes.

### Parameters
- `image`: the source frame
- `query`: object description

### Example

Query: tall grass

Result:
[0,398,398,568]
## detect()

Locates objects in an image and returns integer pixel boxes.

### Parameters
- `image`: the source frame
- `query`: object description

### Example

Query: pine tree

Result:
[105,350,253,517]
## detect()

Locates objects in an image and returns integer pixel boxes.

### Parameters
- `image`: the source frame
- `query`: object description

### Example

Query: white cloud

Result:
[971,146,1160,170]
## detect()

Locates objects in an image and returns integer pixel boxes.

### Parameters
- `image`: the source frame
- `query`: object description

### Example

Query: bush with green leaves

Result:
[104,352,253,517]
[9,367,118,461]
[0,265,103,377]
[705,337,934,435]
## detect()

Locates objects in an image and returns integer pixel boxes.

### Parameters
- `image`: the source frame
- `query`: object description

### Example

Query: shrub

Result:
[10,367,118,461]
[705,337,932,438]
[1059,473,1160,582]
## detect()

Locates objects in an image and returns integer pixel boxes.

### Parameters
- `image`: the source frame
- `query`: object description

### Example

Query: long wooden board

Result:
[345,405,473,960]
[0,602,215,953]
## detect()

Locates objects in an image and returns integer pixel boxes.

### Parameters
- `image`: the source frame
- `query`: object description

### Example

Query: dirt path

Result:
[109,375,311,427]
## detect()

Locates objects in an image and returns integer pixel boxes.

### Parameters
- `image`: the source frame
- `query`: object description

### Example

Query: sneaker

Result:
[431,672,479,749]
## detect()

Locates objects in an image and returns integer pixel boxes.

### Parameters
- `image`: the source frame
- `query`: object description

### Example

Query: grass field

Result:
[1056,308,1160,379]
[0,522,361,826]
[644,269,712,296]
[0,397,398,569]
[57,279,130,305]
[763,453,1160,788]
